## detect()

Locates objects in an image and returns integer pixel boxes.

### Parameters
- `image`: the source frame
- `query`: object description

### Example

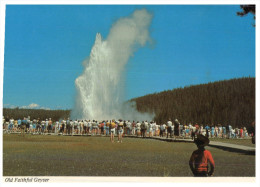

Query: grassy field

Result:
[3,134,255,177]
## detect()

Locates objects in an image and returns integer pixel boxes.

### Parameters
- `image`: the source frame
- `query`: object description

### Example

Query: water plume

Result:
[71,9,154,121]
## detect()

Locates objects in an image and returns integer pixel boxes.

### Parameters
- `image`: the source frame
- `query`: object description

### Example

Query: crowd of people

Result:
[2,116,254,141]
[2,116,255,177]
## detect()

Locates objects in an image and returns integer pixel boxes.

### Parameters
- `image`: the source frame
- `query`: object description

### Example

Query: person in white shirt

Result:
[127,120,131,135]
[167,119,173,138]
[73,120,78,134]
[131,121,136,135]
[231,128,235,138]
[136,121,141,137]
[151,122,156,136]
[192,125,196,140]
[29,120,33,133]
[55,121,59,134]
[92,120,97,135]
[163,124,167,136]
[144,121,149,136]
[87,120,92,134]
[40,120,45,134]
[2,116,5,130]
[70,120,74,135]
[45,119,49,134]
[189,123,192,130]
[61,119,66,134]
[149,121,153,137]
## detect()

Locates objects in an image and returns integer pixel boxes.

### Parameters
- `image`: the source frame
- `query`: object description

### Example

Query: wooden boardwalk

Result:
[61,133,255,154]
[125,135,255,154]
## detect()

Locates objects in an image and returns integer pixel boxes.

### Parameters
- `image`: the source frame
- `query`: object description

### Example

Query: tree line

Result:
[3,108,70,122]
[3,77,255,128]
[131,77,255,128]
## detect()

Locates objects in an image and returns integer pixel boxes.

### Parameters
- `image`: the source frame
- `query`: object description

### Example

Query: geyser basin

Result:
[72,9,154,121]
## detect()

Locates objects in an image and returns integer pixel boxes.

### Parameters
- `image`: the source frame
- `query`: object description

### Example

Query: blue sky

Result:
[3,5,255,110]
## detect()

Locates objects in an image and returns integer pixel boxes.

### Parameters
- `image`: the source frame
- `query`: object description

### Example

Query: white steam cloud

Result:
[71,9,154,121]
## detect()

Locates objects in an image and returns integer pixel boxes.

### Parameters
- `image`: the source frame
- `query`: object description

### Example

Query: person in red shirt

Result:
[240,127,244,138]
[189,134,215,177]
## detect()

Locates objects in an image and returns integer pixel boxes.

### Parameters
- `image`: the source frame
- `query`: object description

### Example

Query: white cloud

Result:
[20,103,40,109]
[40,106,51,110]
[4,103,50,110]
[28,103,39,108]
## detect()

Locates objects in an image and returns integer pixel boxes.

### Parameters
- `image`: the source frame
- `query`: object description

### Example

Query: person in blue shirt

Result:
[160,124,165,137]
[9,117,14,133]
[105,120,110,136]
[222,126,226,138]
[211,126,215,138]
[21,117,27,136]
[205,125,210,138]
[17,119,21,130]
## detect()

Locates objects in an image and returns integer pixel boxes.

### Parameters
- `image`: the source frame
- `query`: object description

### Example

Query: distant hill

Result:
[131,77,255,128]
[3,77,255,128]
[3,108,70,122]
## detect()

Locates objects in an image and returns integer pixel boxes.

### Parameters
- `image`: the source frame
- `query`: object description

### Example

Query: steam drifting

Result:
[71,9,154,120]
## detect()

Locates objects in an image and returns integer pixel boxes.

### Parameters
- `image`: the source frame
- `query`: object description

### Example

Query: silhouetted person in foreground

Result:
[189,134,215,177]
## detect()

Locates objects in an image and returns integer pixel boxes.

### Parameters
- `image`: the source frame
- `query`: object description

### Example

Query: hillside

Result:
[132,77,255,127]
[3,77,255,128]
[3,108,70,122]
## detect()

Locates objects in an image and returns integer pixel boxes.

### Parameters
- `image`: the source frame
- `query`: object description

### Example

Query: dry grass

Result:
[3,134,255,176]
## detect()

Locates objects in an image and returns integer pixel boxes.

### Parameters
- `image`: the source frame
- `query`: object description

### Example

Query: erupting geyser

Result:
[71,9,154,120]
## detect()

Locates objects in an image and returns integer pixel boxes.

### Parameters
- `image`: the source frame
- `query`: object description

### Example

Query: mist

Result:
[71,9,154,121]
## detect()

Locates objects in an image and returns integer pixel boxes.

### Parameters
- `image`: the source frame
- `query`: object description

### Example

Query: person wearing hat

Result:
[189,134,215,177]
